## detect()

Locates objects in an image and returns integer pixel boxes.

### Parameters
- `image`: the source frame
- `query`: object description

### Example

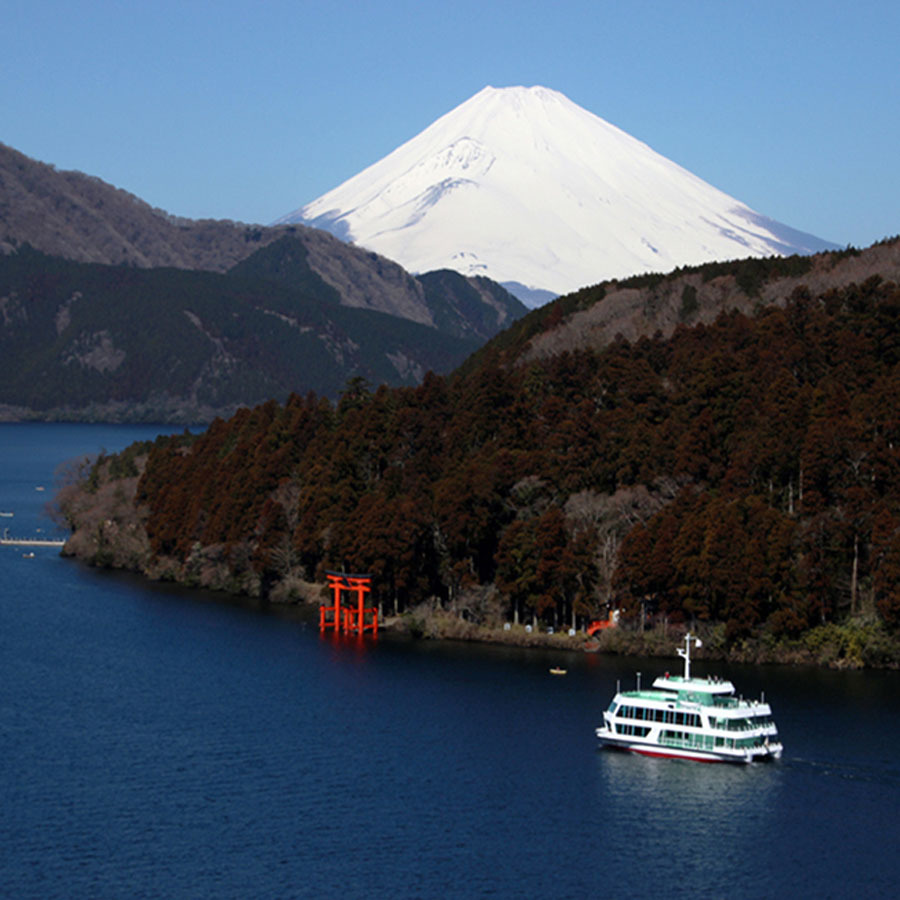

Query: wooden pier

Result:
[1,533,66,548]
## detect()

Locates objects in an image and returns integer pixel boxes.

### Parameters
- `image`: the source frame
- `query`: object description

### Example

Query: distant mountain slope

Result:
[0,142,524,337]
[277,85,840,301]
[448,237,900,385]
[0,245,483,422]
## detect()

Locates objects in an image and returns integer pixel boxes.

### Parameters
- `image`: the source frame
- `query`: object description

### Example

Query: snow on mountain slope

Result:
[276,86,838,303]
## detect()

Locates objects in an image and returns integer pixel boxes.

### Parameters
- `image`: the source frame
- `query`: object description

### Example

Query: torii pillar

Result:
[322,571,377,636]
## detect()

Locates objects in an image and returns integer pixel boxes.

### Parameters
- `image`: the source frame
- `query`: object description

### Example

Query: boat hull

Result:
[596,731,782,764]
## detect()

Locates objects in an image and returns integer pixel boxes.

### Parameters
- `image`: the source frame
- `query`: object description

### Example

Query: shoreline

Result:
[301,601,900,670]
[58,541,900,672]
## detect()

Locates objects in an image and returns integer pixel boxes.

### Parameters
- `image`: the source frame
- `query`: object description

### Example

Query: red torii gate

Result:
[320,571,378,636]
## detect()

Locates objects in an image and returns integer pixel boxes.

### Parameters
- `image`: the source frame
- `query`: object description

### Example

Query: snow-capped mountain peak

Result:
[276,85,837,305]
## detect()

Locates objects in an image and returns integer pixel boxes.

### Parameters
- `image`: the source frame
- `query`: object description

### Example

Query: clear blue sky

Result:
[4,0,897,248]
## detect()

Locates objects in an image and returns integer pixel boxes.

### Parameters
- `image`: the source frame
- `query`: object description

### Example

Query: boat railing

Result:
[712,696,771,712]
[712,696,740,708]
[660,732,770,752]
[711,718,772,733]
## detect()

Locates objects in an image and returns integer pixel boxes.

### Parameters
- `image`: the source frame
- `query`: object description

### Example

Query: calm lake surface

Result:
[2,423,899,898]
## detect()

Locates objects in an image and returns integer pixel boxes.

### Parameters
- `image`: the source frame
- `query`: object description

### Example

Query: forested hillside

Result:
[0,142,526,403]
[0,241,524,421]
[60,243,900,665]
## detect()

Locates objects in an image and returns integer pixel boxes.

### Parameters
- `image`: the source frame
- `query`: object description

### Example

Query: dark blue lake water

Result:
[1,423,899,898]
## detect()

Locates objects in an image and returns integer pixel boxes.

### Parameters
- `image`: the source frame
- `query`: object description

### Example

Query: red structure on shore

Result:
[320,571,378,636]
[586,609,620,636]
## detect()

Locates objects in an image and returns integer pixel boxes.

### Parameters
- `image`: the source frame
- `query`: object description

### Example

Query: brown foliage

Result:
[69,270,900,642]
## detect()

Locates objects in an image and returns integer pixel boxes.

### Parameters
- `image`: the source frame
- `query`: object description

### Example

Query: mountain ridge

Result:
[524,238,900,362]
[0,141,524,335]
[453,237,900,383]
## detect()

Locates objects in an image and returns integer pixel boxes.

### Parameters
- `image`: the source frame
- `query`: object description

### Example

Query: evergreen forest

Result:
[62,253,900,664]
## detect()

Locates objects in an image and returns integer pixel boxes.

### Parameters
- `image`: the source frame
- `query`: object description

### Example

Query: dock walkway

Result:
[1,535,66,548]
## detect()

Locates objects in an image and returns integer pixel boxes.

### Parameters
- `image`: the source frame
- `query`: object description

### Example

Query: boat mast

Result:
[676,633,701,679]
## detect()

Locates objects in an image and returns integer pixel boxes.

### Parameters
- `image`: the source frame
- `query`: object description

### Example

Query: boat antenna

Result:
[676,633,702,679]
[636,671,641,691]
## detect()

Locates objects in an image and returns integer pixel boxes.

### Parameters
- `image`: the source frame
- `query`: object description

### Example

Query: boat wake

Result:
[783,756,900,787]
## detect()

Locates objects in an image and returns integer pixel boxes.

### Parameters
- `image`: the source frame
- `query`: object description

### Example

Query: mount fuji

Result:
[276,86,838,305]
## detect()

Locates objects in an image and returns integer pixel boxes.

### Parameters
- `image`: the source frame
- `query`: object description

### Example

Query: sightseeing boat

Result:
[596,633,782,763]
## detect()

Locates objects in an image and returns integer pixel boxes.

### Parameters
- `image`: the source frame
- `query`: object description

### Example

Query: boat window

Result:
[616,723,650,738]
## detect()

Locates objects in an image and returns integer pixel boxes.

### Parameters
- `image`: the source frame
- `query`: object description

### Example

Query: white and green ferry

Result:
[596,633,782,763]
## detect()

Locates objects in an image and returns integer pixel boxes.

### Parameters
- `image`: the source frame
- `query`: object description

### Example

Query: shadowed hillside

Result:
[0,245,493,422]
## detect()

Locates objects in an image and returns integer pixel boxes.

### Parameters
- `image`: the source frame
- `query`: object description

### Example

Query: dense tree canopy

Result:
[129,273,900,639]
